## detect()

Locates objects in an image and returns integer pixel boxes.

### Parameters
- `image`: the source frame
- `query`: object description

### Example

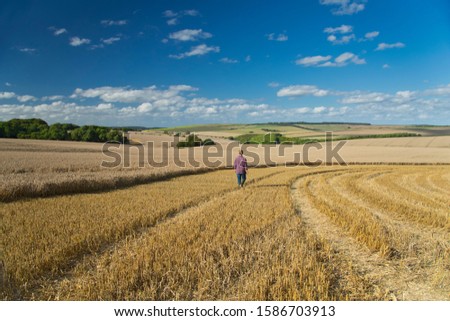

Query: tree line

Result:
[0,118,128,143]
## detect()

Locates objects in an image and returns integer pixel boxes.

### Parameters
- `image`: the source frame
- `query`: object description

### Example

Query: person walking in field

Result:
[234,149,248,188]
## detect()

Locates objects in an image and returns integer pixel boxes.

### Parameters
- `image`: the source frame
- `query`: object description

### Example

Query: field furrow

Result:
[291,167,450,300]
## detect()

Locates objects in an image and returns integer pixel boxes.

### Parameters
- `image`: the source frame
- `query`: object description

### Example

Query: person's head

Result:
[239,149,244,155]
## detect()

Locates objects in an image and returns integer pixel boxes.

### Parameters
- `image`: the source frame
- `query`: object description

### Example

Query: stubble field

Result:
[1,162,448,300]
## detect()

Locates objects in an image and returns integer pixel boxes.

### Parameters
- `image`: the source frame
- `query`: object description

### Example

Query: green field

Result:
[147,122,450,142]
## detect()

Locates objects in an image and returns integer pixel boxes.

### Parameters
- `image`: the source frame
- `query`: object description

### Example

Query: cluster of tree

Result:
[176,134,215,148]
[0,118,128,143]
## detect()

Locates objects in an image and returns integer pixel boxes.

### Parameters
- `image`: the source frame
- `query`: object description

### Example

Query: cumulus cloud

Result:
[296,55,332,66]
[313,106,327,113]
[324,24,353,34]
[49,26,68,36]
[324,25,355,44]
[320,52,366,67]
[319,0,365,15]
[365,31,379,40]
[168,29,212,42]
[267,33,288,41]
[277,85,330,97]
[42,95,64,101]
[102,36,121,45]
[72,85,198,103]
[0,92,16,99]
[95,103,112,111]
[425,84,450,96]
[163,9,199,25]
[341,92,390,104]
[169,44,220,59]
[101,20,127,26]
[70,37,91,46]
[327,33,355,45]
[17,95,37,103]
[297,52,365,67]
[376,42,405,51]
[2,84,450,125]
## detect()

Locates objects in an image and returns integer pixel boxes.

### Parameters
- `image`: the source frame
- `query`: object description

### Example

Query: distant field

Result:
[1,165,448,300]
[1,134,449,201]
[149,123,450,139]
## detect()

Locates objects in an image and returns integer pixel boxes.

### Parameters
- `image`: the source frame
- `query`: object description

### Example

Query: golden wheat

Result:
[1,164,449,300]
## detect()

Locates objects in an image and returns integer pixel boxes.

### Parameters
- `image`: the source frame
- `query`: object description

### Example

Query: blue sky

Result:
[1,0,449,126]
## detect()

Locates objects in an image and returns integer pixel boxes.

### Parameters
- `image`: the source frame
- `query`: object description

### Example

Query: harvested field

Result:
[1,165,448,300]
[1,135,450,202]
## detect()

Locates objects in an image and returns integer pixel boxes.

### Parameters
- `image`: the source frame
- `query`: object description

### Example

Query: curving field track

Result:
[1,165,449,300]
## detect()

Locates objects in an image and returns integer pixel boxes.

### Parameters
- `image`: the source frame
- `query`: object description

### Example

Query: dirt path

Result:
[290,173,449,300]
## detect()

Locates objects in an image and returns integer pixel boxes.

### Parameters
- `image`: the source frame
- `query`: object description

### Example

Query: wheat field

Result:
[1,164,448,300]
[1,135,450,202]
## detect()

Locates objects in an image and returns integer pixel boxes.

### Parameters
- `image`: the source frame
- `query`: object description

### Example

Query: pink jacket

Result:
[234,155,248,174]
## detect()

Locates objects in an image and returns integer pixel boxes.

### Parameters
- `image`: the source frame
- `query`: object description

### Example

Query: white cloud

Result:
[49,26,68,36]
[17,95,37,103]
[97,103,113,110]
[102,36,121,45]
[2,84,450,125]
[49,27,68,36]
[245,55,251,62]
[42,95,64,101]
[341,92,390,104]
[5,82,12,87]
[327,33,355,45]
[297,52,365,67]
[365,31,379,40]
[220,57,239,64]
[169,44,220,59]
[267,33,288,41]
[168,29,212,42]
[0,92,15,99]
[382,64,390,69]
[136,102,154,113]
[101,20,127,26]
[296,107,311,114]
[321,52,366,67]
[163,10,178,18]
[296,55,332,66]
[425,84,450,96]
[163,9,199,25]
[70,37,91,46]
[324,24,353,34]
[376,42,405,51]
[313,106,327,113]
[72,85,198,103]
[319,0,365,15]
[324,25,355,44]
[167,18,178,26]
[277,85,330,97]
